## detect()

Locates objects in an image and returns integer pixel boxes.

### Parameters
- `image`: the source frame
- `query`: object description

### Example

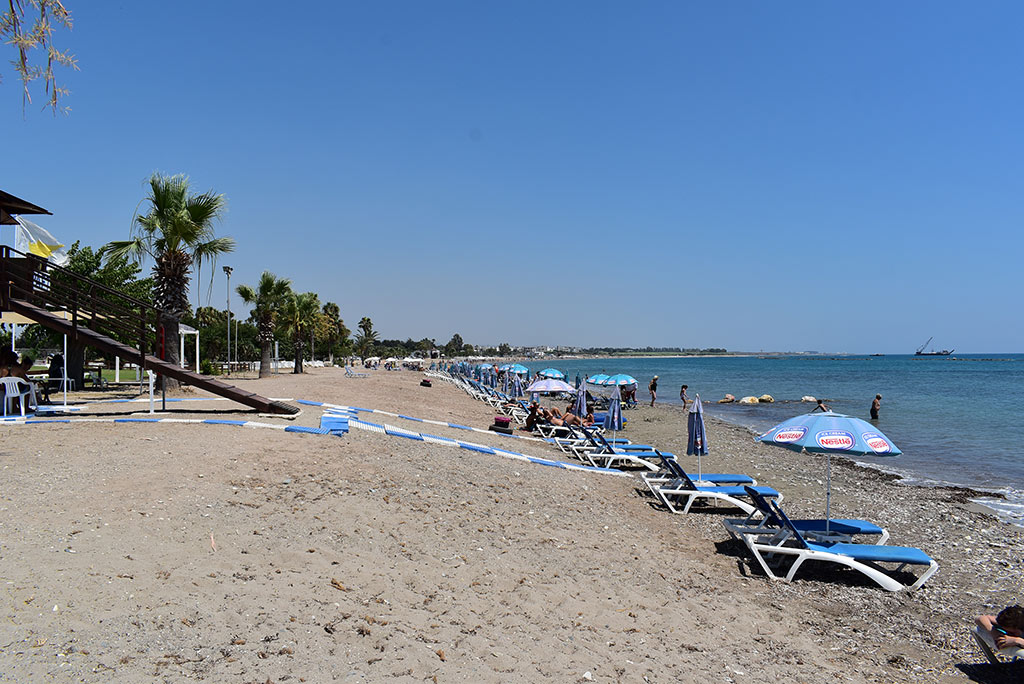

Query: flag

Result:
[14,216,69,266]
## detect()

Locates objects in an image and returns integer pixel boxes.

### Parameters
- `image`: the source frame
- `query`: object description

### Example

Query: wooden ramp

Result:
[8,298,299,416]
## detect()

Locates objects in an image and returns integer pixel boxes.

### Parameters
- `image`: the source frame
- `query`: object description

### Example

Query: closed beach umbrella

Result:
[604,391,624,444]
[524,378,576,395]
[511,373,524,399]
[538,368,565,380]
[572,380,587,417]
[687,394,709,481]
[575,373,581,390]
[756,411,901,533]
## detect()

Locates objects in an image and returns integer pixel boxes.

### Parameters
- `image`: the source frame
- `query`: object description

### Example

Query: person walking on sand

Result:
[870,394,882,420]
[679,384,690,410]
[649,375,658,407]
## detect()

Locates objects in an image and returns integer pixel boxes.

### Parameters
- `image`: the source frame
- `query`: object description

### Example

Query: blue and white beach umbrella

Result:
[757,411,901,532]
[602,373,638,388]
[511,373,524,399]
[687,394,708,480]
[524,378,576,395]
[604,391,623,432]
[510,363,530,376]
[575,373,582,390]
[603,390,624,449]
[586,374,610,391]
[572,380,587,418]
[538,368,565,380]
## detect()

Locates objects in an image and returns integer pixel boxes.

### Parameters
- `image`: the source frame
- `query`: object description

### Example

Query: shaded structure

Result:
[0,189,51,225]
[0,190,297,415]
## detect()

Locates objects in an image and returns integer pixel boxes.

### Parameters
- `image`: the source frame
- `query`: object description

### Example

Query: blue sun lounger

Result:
[731,493,938,592]
[641,452,758,497]
[650,455,781,515]
[723,486,889,544]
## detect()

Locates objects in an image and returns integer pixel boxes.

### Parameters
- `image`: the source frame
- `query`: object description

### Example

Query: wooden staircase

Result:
[0,247,298,415]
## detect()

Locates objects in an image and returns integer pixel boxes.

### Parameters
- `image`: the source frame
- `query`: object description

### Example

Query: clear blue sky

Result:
[3,2,1021,353]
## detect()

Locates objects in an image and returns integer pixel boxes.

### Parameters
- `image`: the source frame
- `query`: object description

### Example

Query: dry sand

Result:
[0,368,1021,683]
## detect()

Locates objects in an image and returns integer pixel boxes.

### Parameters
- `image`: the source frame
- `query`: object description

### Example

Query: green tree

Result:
[354,317,378,359]
[279,291,320,374]
[498,342,512,356]
[2,0,76,113]
[237,271,291,378]
[443,333,464,358]
[320,302,349,364]
[49,241,151,386]
[194,306,225,327]
[104,173,233,389]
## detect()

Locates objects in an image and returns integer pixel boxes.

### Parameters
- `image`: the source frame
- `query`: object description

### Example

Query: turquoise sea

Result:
[521,355,1024,526]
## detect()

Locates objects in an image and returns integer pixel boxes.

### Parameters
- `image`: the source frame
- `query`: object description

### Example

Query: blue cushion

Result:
[806,541,933,566]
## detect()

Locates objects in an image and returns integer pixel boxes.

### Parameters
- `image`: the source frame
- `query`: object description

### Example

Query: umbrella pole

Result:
[826,452,832,535]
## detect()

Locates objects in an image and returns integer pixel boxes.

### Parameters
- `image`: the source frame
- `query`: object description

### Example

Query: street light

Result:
[223,265,233,370]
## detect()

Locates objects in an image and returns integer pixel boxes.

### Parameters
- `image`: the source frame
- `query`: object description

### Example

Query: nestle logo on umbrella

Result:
[861,432,892,454]
[815,430,854,450]
[774,426,807,443]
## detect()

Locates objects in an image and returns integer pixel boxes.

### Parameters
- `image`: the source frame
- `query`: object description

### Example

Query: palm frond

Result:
[101,237,151,264]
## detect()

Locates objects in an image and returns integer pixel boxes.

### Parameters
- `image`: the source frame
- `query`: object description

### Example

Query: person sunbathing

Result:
[545,407,584,427]
[523,402,543,431]
[976,605,1024,653]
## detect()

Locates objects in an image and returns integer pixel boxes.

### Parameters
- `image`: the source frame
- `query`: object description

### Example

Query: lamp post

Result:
[223,265,233,370]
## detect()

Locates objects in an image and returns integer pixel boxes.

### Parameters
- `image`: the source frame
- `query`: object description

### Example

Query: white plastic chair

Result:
[1,377,33,417]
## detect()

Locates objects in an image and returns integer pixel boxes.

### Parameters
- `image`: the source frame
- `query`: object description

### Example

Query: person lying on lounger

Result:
[543,407,585,427]
[523,402,543,431]
[976,605,1024,651]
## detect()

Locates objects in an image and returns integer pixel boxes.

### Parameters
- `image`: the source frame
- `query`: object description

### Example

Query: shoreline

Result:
[0,368,1021,682]
[654,400,1020,528]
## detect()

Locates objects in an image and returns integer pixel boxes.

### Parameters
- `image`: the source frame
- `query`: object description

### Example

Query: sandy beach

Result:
[0,368,1021,683]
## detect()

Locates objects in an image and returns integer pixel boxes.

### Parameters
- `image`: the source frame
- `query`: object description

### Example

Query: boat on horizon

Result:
[915,337,954,356]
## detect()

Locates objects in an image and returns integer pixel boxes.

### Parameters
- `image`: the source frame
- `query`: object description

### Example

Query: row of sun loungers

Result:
[639,452,938,592]
[428,370,939,592]
[543,419,939,592]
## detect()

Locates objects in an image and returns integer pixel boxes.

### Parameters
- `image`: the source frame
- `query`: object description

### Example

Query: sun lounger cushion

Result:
[804,541,933,566]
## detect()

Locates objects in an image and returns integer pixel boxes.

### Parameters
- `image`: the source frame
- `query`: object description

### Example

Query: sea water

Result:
[526,355,1024,526]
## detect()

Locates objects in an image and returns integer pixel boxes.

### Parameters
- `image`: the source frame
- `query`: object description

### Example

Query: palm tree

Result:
[320,302,349,365]
[279,291,321,373]
[354,316,378,359]
[237,272,292,378]
[104,173,233,389]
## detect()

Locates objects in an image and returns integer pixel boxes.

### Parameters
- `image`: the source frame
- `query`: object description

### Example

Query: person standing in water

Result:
[649,375,658,407]
[871,394,882,420]
[679,384,690,410]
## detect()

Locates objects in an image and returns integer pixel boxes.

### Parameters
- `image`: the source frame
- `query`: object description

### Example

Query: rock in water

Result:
[759,394,774,403]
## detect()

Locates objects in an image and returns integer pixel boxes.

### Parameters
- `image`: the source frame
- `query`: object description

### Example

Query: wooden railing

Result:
[0,246,157,369]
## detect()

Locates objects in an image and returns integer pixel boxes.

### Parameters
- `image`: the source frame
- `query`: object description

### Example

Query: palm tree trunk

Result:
[259,340,272,379]
[292,336,303,374]
[160,313,181,390]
